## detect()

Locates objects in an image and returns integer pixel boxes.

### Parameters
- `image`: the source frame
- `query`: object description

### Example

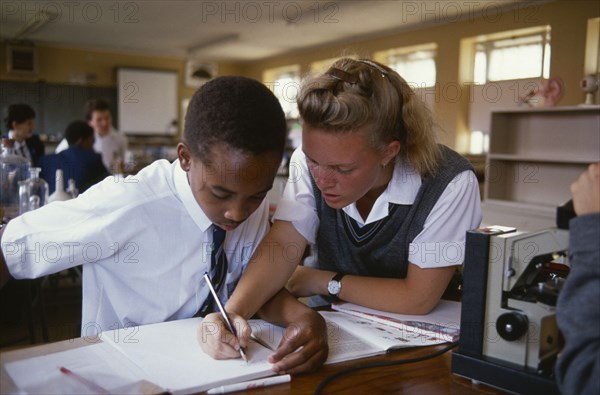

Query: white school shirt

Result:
[53,138,69,153]
[94,127,128,173]
[273,147,482,268]
[8,130,32,163]
[55,127,128,173]
[1,159,270,332]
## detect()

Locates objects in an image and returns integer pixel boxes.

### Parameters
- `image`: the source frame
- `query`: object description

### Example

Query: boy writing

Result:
[0,76,327,374]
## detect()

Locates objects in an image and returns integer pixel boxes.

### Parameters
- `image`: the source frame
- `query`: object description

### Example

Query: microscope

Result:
[452,202,575,394]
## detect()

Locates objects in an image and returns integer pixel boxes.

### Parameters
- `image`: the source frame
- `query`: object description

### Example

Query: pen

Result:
[206,374,291,394]
[59,366,110,395]
[250,333,275,351]
[203,273,248,363]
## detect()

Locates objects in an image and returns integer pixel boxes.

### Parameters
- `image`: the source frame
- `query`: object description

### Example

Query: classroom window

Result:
[310,55,358,74]
[374,43,437,88]
[263,65,301,119]
[469,130,489,155]
[473,27,551,84]
[584,17,600,76]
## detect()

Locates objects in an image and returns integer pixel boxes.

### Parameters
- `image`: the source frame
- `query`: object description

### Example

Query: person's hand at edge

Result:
[571,162,600,216]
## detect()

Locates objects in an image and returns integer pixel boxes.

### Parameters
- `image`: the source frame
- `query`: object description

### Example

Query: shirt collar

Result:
[173,159,212,232]
[7,130,22,143]
[8,130,29,156]
[95,126,117,140]
[342,160,422,226]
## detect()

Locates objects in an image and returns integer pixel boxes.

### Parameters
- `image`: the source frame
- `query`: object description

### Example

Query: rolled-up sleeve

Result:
[272,147,320,244]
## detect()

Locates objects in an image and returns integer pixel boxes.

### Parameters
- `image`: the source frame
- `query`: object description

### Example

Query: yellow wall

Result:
[0,44,244,132]
[2,0,597,149]
[240,0,600,151]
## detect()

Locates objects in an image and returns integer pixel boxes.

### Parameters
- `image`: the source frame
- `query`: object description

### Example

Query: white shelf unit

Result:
[482,106,600,231]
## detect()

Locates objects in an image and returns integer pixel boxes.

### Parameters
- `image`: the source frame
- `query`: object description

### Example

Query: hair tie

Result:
[325,67,359,84]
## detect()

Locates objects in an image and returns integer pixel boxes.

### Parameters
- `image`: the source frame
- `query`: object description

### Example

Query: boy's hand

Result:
[198,309,329,374]
[268,310,328,375]
[197,312,250,360]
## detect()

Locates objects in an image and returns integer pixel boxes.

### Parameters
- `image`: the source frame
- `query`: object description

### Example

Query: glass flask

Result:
[19,167,49,215]
[0,139,30,221]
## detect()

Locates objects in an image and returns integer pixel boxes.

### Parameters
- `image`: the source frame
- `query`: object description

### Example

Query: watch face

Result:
[328,281,341,295]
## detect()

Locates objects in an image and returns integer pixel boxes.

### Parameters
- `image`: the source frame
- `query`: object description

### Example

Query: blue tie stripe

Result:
[196,225,228,317]
[209,226,227,292]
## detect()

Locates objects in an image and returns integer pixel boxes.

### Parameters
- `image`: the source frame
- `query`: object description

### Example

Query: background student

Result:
[555,162,600,395]
[0,76,327,374]
[39,120,109,194]
[56,99,128,174]
[201,58,481,358]
[3,103,45,166]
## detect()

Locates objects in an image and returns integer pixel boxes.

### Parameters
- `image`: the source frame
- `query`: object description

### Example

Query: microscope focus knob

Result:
[496,312,528,341]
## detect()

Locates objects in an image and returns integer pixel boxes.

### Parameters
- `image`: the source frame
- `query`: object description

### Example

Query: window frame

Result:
[473,26,551,84]
[374,43,438,88]
[263,65,301,119]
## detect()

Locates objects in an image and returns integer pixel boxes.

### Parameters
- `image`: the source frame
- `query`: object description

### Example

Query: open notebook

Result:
[5,303,460,394]
[331,299,461,342]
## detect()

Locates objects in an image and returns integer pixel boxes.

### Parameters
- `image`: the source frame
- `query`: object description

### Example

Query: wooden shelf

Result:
[483,106,600,231]
[488,105,600,114]
[487,154,598,164]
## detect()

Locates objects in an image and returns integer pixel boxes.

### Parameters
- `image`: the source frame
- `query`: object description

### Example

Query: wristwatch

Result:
[327,273,345,300]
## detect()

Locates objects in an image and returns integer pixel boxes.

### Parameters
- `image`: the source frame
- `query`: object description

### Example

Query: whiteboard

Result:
[117,68,178,135]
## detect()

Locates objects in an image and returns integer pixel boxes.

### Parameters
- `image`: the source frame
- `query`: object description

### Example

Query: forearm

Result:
[257,289,315,327]
[227,244,297,319]
[305,264,456,314]
[226,221,307,319]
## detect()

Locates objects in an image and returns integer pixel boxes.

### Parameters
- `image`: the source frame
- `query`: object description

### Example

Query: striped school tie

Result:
[196,225,228,317]
[16,144,27,159]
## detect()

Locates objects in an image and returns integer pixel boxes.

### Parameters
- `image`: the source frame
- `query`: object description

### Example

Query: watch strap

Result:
[332,272,345,283]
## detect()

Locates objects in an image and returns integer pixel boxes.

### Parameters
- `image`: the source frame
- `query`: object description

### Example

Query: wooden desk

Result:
[1,339,507,394]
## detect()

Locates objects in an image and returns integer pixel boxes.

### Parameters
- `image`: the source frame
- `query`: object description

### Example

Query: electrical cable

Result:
[313,341,459,395]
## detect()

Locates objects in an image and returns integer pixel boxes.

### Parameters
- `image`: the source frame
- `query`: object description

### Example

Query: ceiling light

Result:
[14,10,57,40]
[186,33,240,54]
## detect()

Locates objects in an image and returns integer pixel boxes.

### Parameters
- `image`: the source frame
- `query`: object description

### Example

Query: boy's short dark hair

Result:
[85,99,111,121]
[183,76,287,161]
[65,121,94,145]
[4,103,35,130]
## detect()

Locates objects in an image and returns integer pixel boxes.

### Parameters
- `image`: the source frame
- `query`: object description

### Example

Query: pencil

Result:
[59,366,110,394]
[203,273,248,363]
[206,374,291,394]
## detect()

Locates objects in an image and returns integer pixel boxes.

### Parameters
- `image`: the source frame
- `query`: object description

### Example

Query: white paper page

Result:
[323,314,383,364]
[322,311,445,353]
[101,317,281,395]
[331,300,461,341]
[4,341,148,394]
